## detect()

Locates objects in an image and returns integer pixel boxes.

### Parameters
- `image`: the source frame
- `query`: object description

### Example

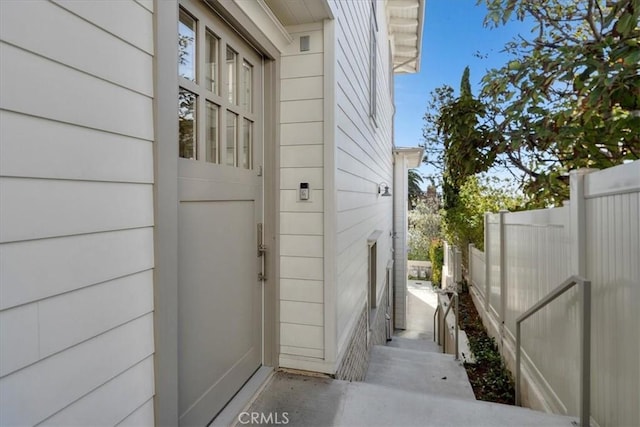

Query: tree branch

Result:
[586,0,603,41]
[525,4,583,44]
[504,148,540,178]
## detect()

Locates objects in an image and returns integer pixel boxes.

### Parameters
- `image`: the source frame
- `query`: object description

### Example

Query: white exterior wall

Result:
[0,1,155,425]
[278,23,327,365]
[393,155,409,329]
[330,0,395,355]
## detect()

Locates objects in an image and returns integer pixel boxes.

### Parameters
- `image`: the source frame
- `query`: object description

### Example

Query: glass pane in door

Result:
[206,101,218,163]
[241,60,253,113]
[178,9,196,82]
[226,46,237,104]
[179,88,197,159]
[205,31,218,93]
[226,111,237,166]
[241,118,252,169]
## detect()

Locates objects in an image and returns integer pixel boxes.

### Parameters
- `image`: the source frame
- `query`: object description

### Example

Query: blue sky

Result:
[394,0,532,186]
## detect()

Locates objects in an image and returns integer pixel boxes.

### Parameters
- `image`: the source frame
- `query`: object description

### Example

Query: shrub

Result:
[429,239,444,286]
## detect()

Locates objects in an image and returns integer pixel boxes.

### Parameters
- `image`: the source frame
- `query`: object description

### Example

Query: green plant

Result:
[407,198,441,261]
[442,175,522,265]
[458,291,515,404]
[429,240,444,285]
[421,0,640,207]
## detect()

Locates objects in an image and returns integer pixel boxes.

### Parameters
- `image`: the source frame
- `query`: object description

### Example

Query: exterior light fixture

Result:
[378,182,392,197]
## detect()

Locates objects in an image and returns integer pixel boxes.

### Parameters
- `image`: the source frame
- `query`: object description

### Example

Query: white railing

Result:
[466,161,640,427]
[516,275,591,427]
[433,290,459,361]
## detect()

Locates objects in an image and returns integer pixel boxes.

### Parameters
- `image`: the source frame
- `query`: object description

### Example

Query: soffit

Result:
[263,0,332,26]
[394,147,424,168]
[386,0,425,74]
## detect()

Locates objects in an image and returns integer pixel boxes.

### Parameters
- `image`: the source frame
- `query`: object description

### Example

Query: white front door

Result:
[177,1,263,424]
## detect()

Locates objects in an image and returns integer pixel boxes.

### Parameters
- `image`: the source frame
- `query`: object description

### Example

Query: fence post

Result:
[484,213,490,312]
[498,210,508,349]
[569,169,596,277]
[454,247,462,287]
[468,243,474,288]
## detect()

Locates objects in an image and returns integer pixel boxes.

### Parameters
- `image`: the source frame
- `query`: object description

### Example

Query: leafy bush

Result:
[443,175,522,265]
[429,240,444,286]
[407,199,441,261]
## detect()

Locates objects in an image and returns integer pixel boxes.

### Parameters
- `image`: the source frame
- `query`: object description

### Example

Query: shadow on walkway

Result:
[237,280,575,426]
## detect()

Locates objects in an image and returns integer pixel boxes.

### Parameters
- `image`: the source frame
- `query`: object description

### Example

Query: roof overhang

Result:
[386,0,425,74]
[262,0,333,27]
[394,147,424,168]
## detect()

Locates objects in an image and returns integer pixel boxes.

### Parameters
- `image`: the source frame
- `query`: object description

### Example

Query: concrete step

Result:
[365,345,476,400]
[339,380,577,427]
[245,371,577,427]
[387,335,441,353]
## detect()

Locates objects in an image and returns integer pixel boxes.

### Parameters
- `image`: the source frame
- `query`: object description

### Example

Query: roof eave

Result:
[388,0,425,74]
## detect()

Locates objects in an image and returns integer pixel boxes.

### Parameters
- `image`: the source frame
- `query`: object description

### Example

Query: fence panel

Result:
[584,163,640,427]
[502,206,578,415]
[486,213,501,318]
[469,161,639,426]
[469,246,485,298]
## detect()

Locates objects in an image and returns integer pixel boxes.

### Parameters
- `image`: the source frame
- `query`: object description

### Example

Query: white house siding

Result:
[0,1,155,425]
[393,155,409,329]
[279,23,327,363]
[330,0,395,356]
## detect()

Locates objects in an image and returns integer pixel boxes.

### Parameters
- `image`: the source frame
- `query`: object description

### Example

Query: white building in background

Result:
[0,0,425,425]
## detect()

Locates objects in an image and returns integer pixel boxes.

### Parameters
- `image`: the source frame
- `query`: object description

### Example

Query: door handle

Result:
[258,223,266,281]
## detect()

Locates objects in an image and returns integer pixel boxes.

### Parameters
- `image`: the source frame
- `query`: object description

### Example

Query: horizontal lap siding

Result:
[0,1,155,425]
[393,157,407,328]
[279,25,326,361]
[332,0,394,352]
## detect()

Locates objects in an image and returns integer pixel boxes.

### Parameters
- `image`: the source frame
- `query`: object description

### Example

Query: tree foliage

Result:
[443,175,523,259]
[423,0,640,207]
[482,0,640,205]
[408,169,424,209]
[429,239,444,286]
[407,197,441,261]
[441,67,497,212]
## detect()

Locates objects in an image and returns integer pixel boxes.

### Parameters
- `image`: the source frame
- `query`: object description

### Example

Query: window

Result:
[369,242,377,309]
[179,88,197,159]
[369,1,377,123]
[177,4,255,169]
[205,31,219,93]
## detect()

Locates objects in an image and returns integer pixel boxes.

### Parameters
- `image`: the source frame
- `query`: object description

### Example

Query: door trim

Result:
[153,0,281,425]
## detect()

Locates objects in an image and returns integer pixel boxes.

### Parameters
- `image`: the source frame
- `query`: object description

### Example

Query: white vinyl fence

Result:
[442,241,461,289]
[464,161,639,427]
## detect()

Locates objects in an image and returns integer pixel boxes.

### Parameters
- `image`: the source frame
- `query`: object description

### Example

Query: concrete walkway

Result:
[238,282,576,426]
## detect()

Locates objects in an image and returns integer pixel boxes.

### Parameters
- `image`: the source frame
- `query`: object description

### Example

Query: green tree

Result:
[407,198,441,261]
[408,169,424,210]
[443,175,523,255]
[439,67,495,210]
[480,0,640,205]
[423,1,639,208]
[429,240,444,286]
[421,85,455,184]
